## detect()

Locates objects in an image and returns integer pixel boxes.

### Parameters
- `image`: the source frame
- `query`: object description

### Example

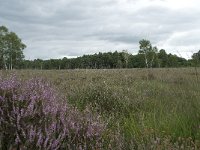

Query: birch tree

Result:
[0,26,26,70]
[138,39,157,68]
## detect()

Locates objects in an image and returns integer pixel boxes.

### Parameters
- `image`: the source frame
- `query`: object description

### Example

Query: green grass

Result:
[1,68,200,149]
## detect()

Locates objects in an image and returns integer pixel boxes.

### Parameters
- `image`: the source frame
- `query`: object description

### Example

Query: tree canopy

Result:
[1,25,200,70]
[192,50,200,66]
[19,50,191,70]
[138,39,158,68]
[0,26,26,70]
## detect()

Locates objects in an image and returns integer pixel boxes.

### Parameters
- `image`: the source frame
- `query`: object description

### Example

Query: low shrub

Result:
[0,75,107,150]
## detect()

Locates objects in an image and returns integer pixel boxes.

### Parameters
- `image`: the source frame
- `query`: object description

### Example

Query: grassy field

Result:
[1,68,200,149]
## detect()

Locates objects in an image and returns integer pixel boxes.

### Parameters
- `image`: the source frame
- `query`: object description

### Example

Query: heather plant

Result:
[1,68,200,149]
[0,74,107,150]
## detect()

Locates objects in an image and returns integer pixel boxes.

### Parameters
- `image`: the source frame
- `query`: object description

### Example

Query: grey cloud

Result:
[132,6,200,31]
[0,0,200,59]
[166,30,200,47]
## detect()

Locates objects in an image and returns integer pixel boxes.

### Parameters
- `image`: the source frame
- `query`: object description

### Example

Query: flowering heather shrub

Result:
[0,75,106,150]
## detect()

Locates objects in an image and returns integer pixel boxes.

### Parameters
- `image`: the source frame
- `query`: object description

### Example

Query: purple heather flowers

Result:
[0,75,106,150]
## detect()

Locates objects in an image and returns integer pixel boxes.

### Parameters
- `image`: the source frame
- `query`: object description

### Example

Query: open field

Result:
[1,68,200,149]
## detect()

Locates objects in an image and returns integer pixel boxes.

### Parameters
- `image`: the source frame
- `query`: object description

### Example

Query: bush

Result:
[0,75,106,150]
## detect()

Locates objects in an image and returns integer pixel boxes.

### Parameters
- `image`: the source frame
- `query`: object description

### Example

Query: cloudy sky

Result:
[1,0,200,59]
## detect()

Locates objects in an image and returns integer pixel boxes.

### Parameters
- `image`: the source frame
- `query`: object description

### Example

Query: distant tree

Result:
[0,26,26,70]
[131,54,146,68]
[122,50,129,68]
[150,46,158,67]
[138,39,151,68]
[192,50,200,66]
[138,39,157,68]
[158,49,168,67]
[167,54,178,67]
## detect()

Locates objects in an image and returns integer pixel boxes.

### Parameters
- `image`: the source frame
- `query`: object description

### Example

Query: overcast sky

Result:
[1,0,200,59]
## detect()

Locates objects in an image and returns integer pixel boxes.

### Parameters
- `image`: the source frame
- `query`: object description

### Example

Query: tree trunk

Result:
[3,55,7,70]
[10,56,13,70]
[150,54,155,68]
[144,53,148,68]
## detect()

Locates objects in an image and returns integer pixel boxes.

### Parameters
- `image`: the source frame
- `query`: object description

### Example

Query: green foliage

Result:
[138,39,158,68]
[19,50,191,70]
[0,26,26,70]
[192,50,200,66]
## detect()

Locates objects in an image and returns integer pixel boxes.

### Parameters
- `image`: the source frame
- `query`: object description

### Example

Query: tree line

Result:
[1,25,200,70]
